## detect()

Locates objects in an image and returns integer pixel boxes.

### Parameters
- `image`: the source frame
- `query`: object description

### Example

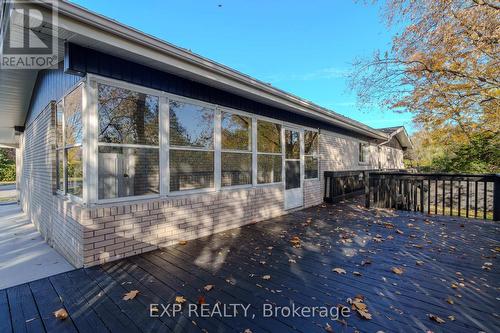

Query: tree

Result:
[349,0,499,148]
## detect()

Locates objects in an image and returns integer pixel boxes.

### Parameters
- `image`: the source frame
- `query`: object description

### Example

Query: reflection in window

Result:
[305,156,318,179]
[257,120,282,184]
[169,150,214,191]
[66,147,83,197]
[257,121,281,153]
[64,87,83,145]
[221,112,251,151]
[222,152,252,186]
[170,101,214,148]
[56,150,64,191]
[304,130,319,179]
[304,131,318,155]
[285,130,300,159]
[257,155,282,184]
[98,146,159,199]
[359,142,368,163]
[98,84,159,145]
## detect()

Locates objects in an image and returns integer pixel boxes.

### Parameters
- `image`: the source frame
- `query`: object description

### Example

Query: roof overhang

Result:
[0,0,390,147]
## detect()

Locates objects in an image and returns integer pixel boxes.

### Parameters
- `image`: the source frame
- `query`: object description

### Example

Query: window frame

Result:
[54,83,85,203]
[359,142,369,165]
[219,107,253,189]
[303,129,319,180]
[85,73,320,204]
[94,80,162,203]
[256,119,284,185]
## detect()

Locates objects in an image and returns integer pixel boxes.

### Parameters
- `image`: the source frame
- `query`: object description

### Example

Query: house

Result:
[0,0,412,268]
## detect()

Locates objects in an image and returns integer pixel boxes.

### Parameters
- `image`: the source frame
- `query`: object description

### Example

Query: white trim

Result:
[303,129,320,180]
[97,142,160,149]
[87,74,164,98]
[97,193,161,205]
[159,95,169,195]
[251,117,257,187]
[86,79,98,204]
[214,107,222,191]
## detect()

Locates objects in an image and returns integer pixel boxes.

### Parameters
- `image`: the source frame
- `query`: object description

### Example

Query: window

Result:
[221,112,252,186]
[169,100,215,191]
[304,130,319,179]
[97,83,160,199]
[359,142,368,163]
[257,120,282,184]
[55,86,83,197]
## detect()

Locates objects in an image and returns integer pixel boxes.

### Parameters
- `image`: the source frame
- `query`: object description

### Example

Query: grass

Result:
[0,196,16,202]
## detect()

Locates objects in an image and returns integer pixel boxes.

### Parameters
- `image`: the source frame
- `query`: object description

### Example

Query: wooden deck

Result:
[1,199,499,333]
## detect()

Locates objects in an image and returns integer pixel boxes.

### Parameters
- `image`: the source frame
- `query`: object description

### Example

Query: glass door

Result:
[284,128,303,210]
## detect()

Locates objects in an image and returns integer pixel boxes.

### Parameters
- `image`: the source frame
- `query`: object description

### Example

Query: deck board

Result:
[1,198,498,333]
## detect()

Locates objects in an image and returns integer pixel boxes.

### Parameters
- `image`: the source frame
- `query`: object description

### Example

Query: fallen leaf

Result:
[391,267,404,275]
[243,329,253,333]
[198,296,206,304]
[396,229,404,235]
[428,314,445,323]
[175,296,186,303]
[262,275,271,280]
[332,268,347,274]
[204,284,214,291]
[178,240,188,245]
[446,297,454,305]
[324,323,334,332]
[448,315,455,321]
[361,259,372,266]
[353,271,362,276]
[53,308,68,320]
[416,260,424,266]
[288,259,296,263]
[122,290,139,301]
[358,310,372,320]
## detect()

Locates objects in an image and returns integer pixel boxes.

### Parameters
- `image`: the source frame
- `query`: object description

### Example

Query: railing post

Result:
[365,171,370,208]
[494,174,500,222]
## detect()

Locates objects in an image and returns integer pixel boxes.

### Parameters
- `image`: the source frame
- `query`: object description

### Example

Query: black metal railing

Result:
[365,172,500,221]
[324,170,374,203]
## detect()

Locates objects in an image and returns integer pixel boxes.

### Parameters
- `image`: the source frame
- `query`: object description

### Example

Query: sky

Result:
[71,0,415,132]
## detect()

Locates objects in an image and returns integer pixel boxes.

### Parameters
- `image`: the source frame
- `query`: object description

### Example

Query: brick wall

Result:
[18,102,84,267]
[81,185,284,266]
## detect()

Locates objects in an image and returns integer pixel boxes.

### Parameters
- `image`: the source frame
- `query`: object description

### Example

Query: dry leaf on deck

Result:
[324,323,334,332]
[262,275,271,280]
[178,240,188,245]
[204,284,214,291]
[428,314,445,323]
[53,308,68,320]
[122,290,139,301]
[391,267,404,275]
[175,296,186,303]
[332,268,346,274]
[416,260,424,266]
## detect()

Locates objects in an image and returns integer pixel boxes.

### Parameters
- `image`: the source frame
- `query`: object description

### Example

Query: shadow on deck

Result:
[1,198,499,333]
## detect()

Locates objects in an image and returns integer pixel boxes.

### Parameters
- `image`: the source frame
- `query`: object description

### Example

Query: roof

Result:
[0,0,397,146]
[378,126,413,150]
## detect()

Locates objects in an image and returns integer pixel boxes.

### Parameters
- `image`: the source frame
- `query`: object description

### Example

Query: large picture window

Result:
[169,100,215,191]
[257,120,282,184]
[97,83,160,199]
[221,112,252,186]
[304,130,319,179]
[55,85,83,198]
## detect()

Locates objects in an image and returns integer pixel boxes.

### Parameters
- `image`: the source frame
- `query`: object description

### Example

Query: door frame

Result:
[283,126,304,210]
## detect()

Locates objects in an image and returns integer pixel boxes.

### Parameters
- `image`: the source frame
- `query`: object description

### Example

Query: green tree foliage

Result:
[0,148,16,182]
